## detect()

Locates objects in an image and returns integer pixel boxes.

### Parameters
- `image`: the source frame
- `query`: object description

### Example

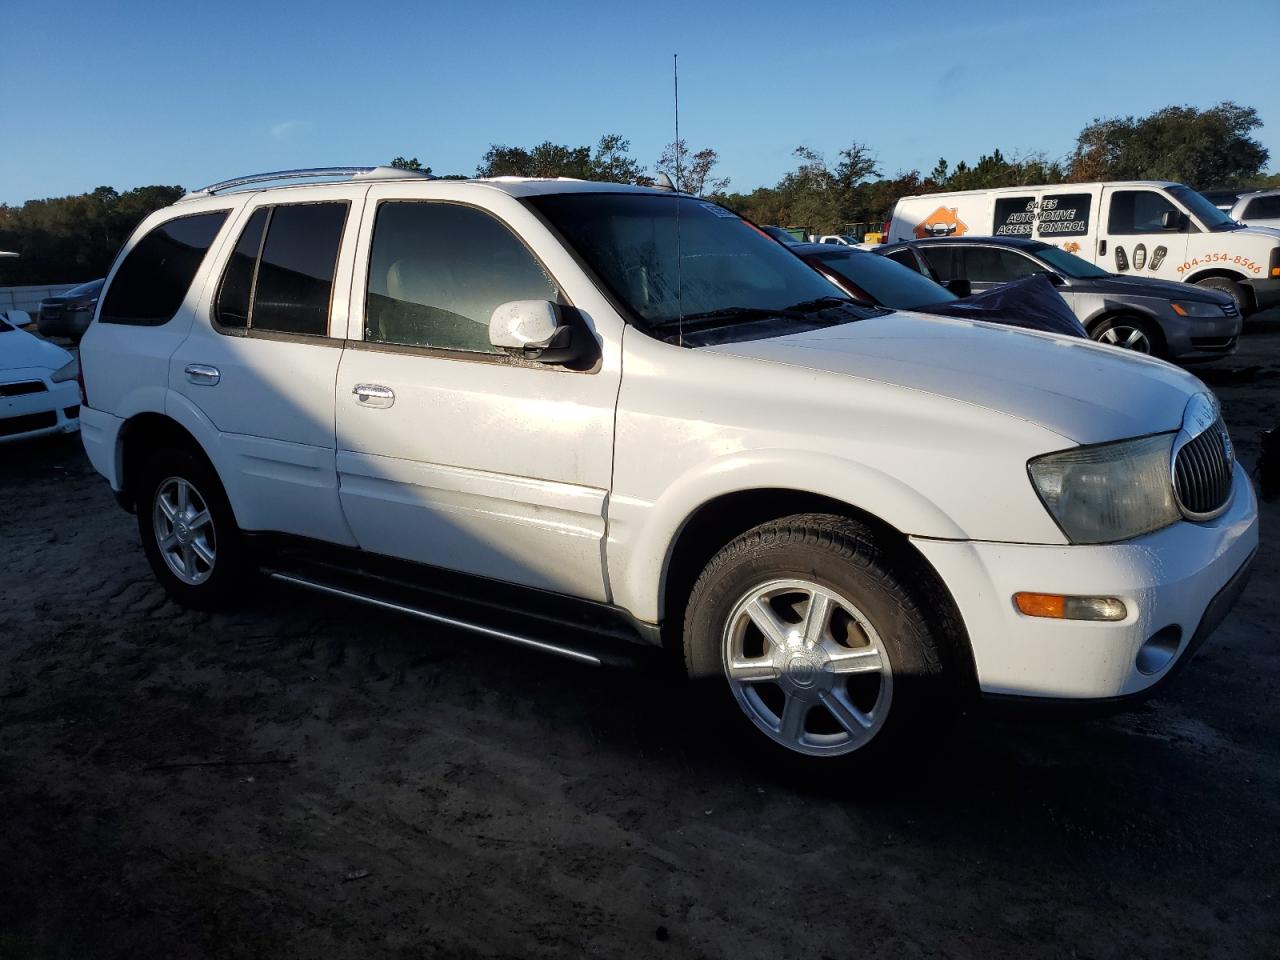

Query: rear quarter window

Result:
[100,211,229,325]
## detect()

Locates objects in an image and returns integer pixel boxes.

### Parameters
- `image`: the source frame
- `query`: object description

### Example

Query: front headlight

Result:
[50,358,79,383]
[1028,434,1179,544]
[1170,300,1226,317]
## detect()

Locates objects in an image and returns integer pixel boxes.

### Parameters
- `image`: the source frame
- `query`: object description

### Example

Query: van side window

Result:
[1108,191,1182,234]
[100,211,229,326]
[212,203,347,337]
[993,197,1035,238]
[1037,194,1092,238]
[364,202,561,354]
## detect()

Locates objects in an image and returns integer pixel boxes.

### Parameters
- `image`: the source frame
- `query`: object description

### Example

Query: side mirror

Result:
[1161,210,1187,231]
[942,278,971,298]
[488,300,579,363]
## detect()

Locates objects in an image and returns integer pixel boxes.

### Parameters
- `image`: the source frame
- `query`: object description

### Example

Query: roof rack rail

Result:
[181,165,434,200]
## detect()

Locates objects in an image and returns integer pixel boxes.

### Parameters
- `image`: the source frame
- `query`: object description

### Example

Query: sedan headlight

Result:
[1170,300,1226,317]
[1028,434,1179,544]
[50,358,79,383]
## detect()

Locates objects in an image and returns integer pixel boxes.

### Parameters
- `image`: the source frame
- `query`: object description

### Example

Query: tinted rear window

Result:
[100,211,228,325]
[1244,195,1280,219]
[250,203,347,336]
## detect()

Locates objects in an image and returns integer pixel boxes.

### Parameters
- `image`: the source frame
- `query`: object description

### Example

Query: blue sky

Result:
[3,0,1277,204]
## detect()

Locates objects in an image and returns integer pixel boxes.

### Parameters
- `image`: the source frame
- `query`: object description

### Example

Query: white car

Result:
[77,167,1258,763]
[1229,189,1280,230]
[0,311,81,443]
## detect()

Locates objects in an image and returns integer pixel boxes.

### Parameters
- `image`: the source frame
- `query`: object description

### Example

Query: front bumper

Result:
[912,462,1259,700]
[1243,276,1280,311]
[1163,310,1243,362]
[0,369,80,444]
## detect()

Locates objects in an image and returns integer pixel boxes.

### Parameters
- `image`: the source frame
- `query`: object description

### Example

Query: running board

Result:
[268,570,642,668]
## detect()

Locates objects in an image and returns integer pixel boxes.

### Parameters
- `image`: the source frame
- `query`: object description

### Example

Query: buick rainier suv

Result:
[77,166,1258,763]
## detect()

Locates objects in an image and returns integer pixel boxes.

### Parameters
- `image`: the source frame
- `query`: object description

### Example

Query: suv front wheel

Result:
[683,514,954,762]
[135,446,247,609]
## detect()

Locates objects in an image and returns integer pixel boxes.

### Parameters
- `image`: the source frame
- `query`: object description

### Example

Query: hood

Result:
[0,326,73,372]
[1070,273,1230,303]
[702,311,1202,445]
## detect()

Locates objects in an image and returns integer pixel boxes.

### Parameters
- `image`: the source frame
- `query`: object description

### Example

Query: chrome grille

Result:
[1173,417,1233,518]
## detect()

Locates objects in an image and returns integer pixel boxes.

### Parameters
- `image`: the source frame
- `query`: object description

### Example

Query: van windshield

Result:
[1168,185,1241,231]
[1035,246,1111,279]
[528,192,862,338]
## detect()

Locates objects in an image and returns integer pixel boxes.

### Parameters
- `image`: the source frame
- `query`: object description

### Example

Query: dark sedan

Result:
[877,237,1241,362]
[37,278,104,342]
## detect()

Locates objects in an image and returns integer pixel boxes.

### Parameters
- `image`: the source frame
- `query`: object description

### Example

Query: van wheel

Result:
[1091,315,1163,357]
[682,514,953,764]
[1193,277,1250,316]
[135,446,247,610]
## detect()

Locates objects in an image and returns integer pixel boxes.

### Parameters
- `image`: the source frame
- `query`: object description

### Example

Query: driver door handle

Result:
[353,383,395,409]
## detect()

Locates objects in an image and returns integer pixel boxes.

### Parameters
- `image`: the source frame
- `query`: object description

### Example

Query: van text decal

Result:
[994,194,1091,238]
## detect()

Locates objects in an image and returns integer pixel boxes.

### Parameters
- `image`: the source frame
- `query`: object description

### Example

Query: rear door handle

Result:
[185,363,220,386]
[353,383,395,408]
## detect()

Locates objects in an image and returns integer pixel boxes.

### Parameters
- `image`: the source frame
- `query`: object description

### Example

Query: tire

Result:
[1090,314,1164,357]
[1193,277,1250,317]
[134,445,247,610]
[682,514,961,765]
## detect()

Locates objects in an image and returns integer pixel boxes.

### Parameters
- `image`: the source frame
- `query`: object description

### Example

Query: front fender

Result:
[606,448,970,624]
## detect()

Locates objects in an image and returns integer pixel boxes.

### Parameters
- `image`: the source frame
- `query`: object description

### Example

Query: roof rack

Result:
[181,165,435,200]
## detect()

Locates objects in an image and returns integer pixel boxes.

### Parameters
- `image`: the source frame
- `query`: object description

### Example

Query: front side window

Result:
[918,245,956,280]
[1108,191,1182,234]
[365,202,561,354]
[960,247,1042,283]
[213,203,347,337]
[100,211,229,325]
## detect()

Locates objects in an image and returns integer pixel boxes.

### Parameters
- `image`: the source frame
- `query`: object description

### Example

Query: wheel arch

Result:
[653,486,979,696]
[117,403,224,515]
[1086,309,1168,356]
[1183,266,1247,286]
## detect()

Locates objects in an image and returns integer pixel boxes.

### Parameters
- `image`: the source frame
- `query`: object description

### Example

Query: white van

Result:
[887,181,1280,315]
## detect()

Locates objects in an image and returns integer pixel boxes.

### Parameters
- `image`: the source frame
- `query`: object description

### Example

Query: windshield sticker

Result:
[914,206,967,239]
[700,202,738,219]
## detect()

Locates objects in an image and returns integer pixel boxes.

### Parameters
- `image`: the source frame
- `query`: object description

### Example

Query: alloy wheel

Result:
[1097,324,1153,353]
[152,476,216,586]
[722,578,893,756]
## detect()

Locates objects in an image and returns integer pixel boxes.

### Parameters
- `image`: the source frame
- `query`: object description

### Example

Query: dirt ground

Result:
[2,317,1278,960]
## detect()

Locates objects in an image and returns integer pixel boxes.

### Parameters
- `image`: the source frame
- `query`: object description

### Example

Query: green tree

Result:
[1068,102,1269,187]
[656,140,730,196]
[475,134,649,183]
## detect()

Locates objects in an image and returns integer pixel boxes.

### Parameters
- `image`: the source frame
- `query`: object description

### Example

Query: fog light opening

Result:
[1014,592,1128,622]
[1136,625,1182,676]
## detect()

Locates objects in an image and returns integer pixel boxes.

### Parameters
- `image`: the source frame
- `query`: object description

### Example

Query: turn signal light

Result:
[1014,592,1127,622]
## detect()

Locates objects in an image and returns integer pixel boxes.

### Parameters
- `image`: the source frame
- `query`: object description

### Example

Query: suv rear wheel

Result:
[683,514,954,763]
[135,446,247,609]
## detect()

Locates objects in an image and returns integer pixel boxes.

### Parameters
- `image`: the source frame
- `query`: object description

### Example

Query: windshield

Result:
[815,250,955,308]
[1169,185,1239,231]
[528,193,849,334]
[1034,246,1111,279]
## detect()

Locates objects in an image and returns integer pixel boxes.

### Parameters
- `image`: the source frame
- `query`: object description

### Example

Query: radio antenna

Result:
[674,52,684,347]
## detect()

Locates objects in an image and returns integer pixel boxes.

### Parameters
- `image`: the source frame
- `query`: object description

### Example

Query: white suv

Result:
[78,167,1259,762]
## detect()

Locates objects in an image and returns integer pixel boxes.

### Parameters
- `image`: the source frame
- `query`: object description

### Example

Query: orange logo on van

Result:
[914,206,968,239]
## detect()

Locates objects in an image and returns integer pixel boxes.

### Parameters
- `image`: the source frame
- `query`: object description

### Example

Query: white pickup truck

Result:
[76,167,1257,764]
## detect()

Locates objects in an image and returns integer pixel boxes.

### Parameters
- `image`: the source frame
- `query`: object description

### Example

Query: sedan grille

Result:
[1222,301,1239,318]
[0,410,57,437]
[1173,417,1233,518]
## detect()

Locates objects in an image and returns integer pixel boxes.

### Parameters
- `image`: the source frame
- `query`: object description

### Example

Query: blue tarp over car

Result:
[920,274,1088,338]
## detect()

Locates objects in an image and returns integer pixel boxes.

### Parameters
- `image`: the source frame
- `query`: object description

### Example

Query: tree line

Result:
[1,101,1274,285]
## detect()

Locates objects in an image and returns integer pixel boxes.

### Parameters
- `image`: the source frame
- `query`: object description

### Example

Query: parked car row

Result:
[69,166,1257,766]
[0,310,81,443]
